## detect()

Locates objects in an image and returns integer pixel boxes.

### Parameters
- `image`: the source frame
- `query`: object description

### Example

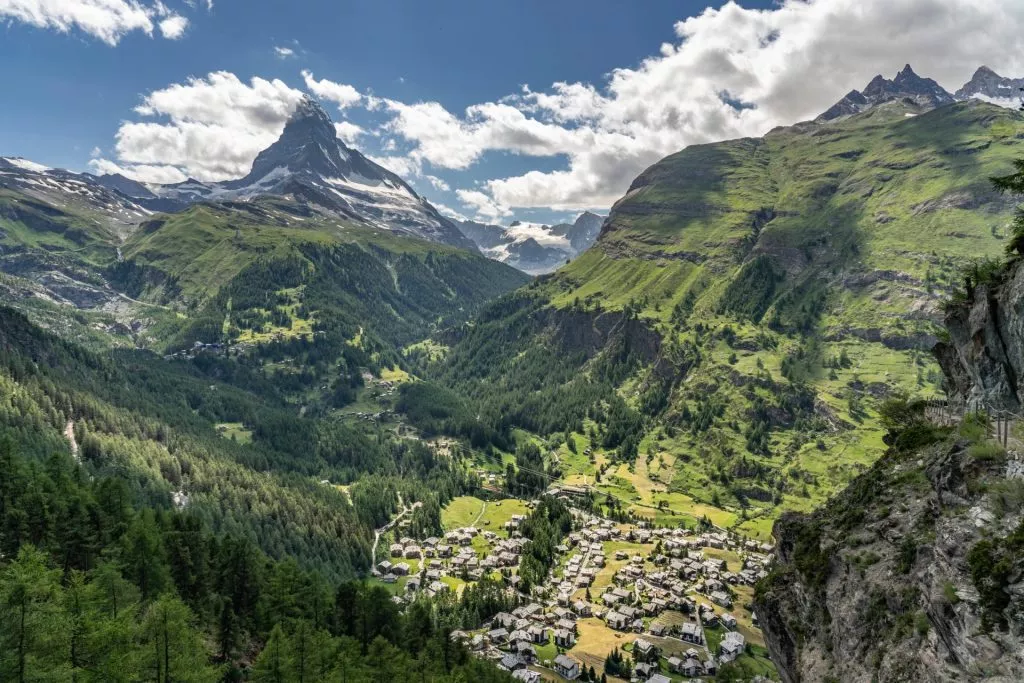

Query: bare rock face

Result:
[935,260,1024,412]
[755,439,1024,682]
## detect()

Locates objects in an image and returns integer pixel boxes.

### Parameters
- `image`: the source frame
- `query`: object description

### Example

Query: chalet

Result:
[423,536,439,547]
[647,675,671,683]
[487,628,509,644]
[499,654,525,672]
[633,638,655,657]
[606,611,629,630]
[553,654,580,680]
[404,545,422,559]
[391,563,410,576]
[618,605,639,620]
[390,543,403,557]
[615,550,628,560]
[511,670,541,683]
[405,577,421,593]
[710,591,733,608]
[436,545,453,558]
[552,607,572,621]
[470,634,484,651]
[719,631,745,663]
[704,658,717,675]
[554,627,575,647]
[510,629,531,644]
[633,662,657,680]
[572,600,592,617]
[377,560,392,573]
[527,624,547,644]
[493,613,516,629]
[602,592,621,607]
[679,621,702,644]
[649,622,668,637]
[512,641,536,663]
[427,581,448,596]
[721,613,738,629]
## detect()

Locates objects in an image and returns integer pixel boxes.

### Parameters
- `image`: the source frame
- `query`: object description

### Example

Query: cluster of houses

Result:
[377,526,530,594]
[450,509,768,681]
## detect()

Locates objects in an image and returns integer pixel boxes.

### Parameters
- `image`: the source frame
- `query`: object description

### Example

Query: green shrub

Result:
[968,441,1006,462]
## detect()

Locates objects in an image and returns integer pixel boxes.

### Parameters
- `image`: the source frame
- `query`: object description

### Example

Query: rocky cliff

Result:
[755,424,1024,682]
[935,259,1024,412]
[756,254,1024,681]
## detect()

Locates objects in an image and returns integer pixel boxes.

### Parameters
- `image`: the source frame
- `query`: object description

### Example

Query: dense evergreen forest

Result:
[0,432,520,682]
[0,307,484,580]
[0,306,590,681]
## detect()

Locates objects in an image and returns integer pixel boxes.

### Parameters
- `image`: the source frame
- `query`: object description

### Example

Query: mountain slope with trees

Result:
[409,92,1024,536]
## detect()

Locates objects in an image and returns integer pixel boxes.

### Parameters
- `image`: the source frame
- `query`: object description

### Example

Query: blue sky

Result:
[2,0,1023,225]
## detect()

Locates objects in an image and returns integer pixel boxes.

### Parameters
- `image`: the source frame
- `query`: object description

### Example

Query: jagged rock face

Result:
[755,439,1024,683]
[956,66,1024,105]
[551,211,605,252]
[935,260,1024,412]
[818,65,955,121]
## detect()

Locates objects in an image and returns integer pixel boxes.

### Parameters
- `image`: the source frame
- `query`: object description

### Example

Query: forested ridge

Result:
[0,306,483,576]
[0,305,532,681]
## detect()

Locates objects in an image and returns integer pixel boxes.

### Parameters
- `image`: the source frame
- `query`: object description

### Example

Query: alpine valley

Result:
[3,48,1024,683]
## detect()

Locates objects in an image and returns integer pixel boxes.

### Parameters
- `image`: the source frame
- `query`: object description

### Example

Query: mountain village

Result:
[373,487,776,682]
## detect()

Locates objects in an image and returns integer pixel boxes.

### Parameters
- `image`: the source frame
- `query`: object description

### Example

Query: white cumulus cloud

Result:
[425,175,449,191]
[457,189,512,222]
[376,0,1024,211]
[301,70,361,109]
[0,0,194,45]
[334,121,364,143]
[91,71,305,182]
[158,13,187,39]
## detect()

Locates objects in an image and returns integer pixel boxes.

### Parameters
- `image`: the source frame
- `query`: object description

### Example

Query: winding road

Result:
[370,492,417,573]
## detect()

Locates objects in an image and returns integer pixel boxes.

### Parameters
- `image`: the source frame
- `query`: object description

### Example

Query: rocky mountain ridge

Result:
[455,211,605,274]
[819,64,1022,122]
[2,98,475,251]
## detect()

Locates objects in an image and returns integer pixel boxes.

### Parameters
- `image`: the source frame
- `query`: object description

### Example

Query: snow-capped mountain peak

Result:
[84,96,476,250]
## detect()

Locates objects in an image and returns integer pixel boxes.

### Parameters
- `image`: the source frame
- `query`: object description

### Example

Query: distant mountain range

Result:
[455,211,605,274]
[1,97,475,251]
[818,64,1022,122]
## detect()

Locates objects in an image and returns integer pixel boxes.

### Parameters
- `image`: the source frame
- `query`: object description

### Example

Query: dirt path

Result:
[64,420,79,461]
[470,500,488,527]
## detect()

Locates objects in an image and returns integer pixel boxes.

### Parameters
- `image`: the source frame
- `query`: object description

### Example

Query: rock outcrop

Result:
[757,254,1024,681]
[756,434,1024,682]
[935,260,1024,412]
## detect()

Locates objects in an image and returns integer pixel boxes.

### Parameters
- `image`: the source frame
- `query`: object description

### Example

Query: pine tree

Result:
[141,594,217,683]
[0,545,70,682]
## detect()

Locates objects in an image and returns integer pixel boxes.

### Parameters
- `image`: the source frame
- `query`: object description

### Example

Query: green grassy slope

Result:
[418,100,1024,536]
